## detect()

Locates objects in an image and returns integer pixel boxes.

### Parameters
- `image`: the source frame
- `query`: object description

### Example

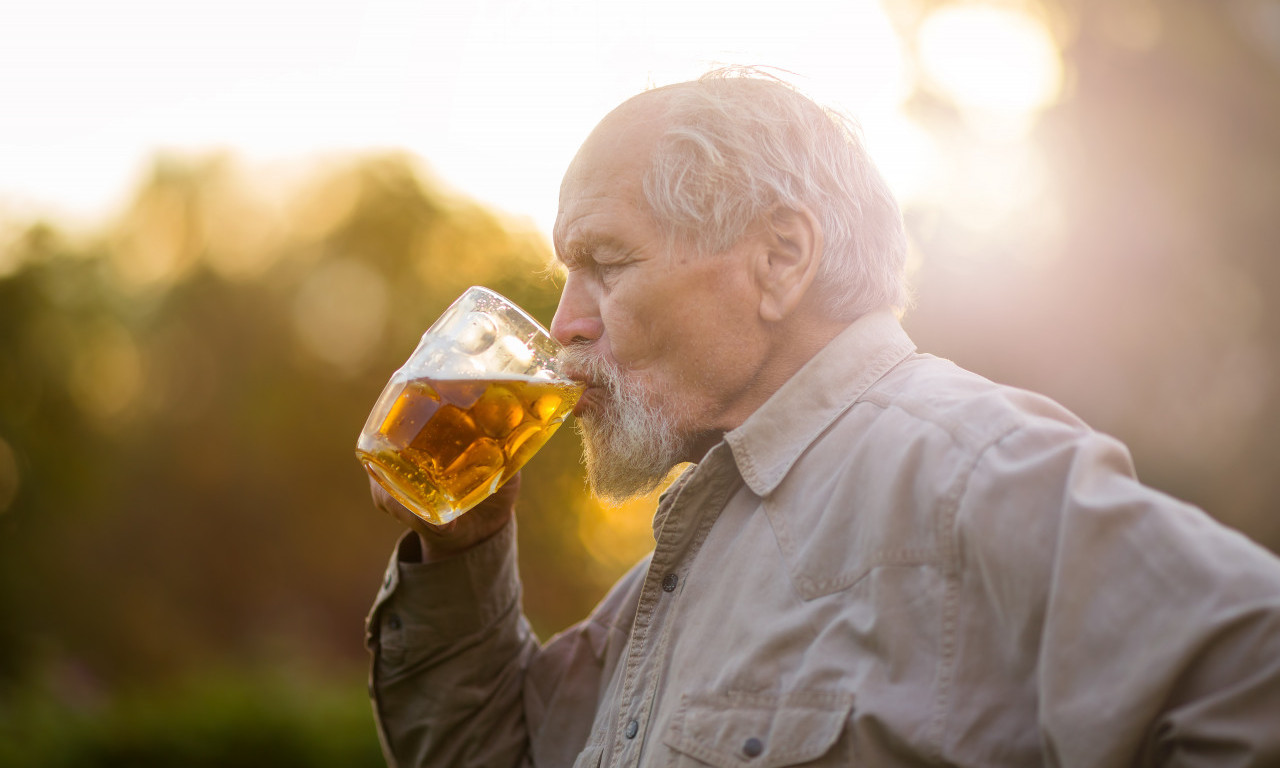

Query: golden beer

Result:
[357,375,582,525]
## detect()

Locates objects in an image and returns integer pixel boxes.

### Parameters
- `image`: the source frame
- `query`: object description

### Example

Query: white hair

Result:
[640,69,910,319]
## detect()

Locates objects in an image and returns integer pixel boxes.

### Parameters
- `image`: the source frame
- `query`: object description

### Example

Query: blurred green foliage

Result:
[0,152,653,763]
[0,672,383,767]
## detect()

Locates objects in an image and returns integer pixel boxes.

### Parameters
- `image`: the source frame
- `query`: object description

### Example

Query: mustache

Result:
[559,345,620,394]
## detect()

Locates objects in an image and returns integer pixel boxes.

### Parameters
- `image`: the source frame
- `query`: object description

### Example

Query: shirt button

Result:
[624,719,639,739]
[386,613,402,631]
[743,737,764,758]
[662,573,679,592]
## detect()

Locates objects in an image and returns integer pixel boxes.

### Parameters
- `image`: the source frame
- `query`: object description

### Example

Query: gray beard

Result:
[561,347,690,504]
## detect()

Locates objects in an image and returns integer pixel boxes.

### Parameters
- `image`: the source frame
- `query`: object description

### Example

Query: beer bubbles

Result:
[356,287,584,525]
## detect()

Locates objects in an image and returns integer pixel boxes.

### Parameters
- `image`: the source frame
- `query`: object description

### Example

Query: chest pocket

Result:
[662,691,854,768]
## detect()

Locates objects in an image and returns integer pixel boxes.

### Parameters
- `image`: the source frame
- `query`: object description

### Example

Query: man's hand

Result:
[368,474,521,563]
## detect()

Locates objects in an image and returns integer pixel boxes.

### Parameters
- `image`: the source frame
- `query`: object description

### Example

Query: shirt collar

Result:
[724,309,917,497]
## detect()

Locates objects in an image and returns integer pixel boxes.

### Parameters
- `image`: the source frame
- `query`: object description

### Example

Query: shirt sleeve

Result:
[365,521,645,768]
[957,422,1280,767]
[366,521,537,768]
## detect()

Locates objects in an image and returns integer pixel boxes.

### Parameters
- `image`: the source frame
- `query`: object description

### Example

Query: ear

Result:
[754,205,824,322]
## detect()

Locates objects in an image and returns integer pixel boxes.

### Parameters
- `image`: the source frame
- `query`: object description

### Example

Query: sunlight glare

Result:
[400,0,915,232]
[5,0,929,234]
[917,4,1064,133]
[863,115,944,205]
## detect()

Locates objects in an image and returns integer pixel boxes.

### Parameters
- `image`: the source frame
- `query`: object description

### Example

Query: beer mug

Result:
[356,287,582,525]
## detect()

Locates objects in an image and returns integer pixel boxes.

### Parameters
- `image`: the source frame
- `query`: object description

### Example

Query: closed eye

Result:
[556,236,636,289]
[596,261,625,285]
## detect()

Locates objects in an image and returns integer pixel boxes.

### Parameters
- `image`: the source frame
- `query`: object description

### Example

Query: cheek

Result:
[598,295,664,367]
[600,261,744,370]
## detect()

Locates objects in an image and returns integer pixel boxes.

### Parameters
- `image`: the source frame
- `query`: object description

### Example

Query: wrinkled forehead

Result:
[561,91,674,194]
[553,91,675,252]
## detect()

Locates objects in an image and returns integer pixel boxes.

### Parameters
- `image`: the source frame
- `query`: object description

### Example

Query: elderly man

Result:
[365,72,1280,767]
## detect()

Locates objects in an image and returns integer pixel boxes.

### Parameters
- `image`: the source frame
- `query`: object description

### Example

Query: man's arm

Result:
[364,475,639,768]
[956,423,1280,766]
[366,477,538,768]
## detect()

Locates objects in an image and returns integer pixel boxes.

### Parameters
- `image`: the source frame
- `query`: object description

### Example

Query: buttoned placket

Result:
[604,446,743,768]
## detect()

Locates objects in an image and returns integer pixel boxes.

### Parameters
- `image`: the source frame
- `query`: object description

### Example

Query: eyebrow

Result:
[555,233,620,268]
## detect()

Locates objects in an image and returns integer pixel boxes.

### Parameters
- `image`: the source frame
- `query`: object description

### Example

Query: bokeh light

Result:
[917,3,1065,134]
[292,258,390,374]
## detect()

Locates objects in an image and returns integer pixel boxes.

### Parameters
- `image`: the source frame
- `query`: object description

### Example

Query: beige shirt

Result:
[367,310,1280,767]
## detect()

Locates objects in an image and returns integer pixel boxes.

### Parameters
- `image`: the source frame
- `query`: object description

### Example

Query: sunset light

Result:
[917,3,1065,133]
[3,0,937,234]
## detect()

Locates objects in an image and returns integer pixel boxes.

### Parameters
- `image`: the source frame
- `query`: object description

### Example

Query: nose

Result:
[550,271,604,347]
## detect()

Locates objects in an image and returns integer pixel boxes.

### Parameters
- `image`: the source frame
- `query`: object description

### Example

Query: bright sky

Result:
[0,0,1063,235]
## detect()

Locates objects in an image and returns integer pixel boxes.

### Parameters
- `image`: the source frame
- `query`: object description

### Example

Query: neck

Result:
[681,312,850,463]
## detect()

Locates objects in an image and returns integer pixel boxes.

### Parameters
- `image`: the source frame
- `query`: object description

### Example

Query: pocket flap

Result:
[663,690,854,768]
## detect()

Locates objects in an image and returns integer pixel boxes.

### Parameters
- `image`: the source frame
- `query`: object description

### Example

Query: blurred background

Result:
[2,0,1278,764]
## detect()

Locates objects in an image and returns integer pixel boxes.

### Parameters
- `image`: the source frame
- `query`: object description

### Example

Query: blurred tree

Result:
[0,152,647,734]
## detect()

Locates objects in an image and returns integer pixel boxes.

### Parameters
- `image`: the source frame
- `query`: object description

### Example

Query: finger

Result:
[367,476,436,536]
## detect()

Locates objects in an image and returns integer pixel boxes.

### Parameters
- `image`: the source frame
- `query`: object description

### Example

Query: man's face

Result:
[549,97,763,500]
